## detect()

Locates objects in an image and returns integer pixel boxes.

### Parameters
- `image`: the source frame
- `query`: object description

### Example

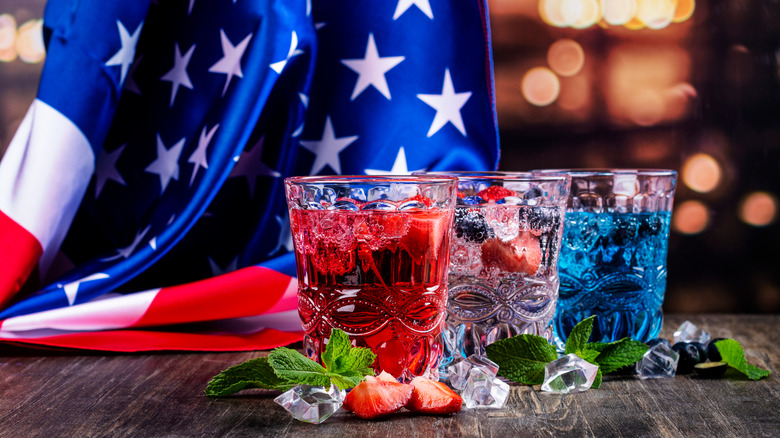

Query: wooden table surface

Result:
[1,314,778,437]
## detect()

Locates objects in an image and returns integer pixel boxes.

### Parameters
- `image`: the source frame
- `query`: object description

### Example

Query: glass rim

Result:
[535,168,677,177]
[415,170,571,182]
[284,174,458,185]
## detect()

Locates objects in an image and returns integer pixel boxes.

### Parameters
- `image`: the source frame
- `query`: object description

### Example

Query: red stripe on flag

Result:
[134,266,292,328]
[0,210,43,308]
[0,328,302,352]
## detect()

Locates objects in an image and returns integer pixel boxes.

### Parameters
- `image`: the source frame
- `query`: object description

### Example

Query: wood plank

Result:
[1,314,778,437]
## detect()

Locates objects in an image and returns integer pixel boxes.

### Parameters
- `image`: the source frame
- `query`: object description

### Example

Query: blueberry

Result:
[454,209,492,243]
[461,196,484,206]
[694,361,728,378]
[646,338,671,349]
[672,342,705,374]
[707,337,726,362]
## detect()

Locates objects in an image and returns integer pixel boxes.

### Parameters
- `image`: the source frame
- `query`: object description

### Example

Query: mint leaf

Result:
[565,315,595,355]
[593,338,648,374]
[205,357,294,396]
[321,328,351,372]
[715,339,770,380]
[577,348,601,364]
[268,347,331,388]
[335,347,376,376]
[327,370,366,390]
[486,334,558,385]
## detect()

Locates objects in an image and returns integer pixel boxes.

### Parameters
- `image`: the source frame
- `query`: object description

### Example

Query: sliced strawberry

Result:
[481,231,542,275]
[376,371,398,383]
[406,376,462,415]
[343,375,413,419]
[477,186,517,202]
[457,190,466,198]
[407,194,433,207]
[400,210,449,260]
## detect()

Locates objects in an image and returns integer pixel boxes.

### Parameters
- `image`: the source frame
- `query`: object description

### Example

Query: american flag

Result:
[0,0,499,351]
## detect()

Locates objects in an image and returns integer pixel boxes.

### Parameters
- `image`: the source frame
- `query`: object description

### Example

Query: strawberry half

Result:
[481,231,542,275]
[406,376,462,415]
[477,186,517,202]
[400,210,449,260]
[343,375,413,419]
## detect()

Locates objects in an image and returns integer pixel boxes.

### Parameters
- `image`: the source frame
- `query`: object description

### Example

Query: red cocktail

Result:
[285,176,457,382]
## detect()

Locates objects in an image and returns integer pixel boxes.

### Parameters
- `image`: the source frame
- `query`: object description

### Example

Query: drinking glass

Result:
[284,175,458,382]
[541,169,677,348]
[419,171,571,367]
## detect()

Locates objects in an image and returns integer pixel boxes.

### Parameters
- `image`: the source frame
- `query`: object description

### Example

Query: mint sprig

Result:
[486,316,647,388]
[205,328,376,397]
[714,338,770,380]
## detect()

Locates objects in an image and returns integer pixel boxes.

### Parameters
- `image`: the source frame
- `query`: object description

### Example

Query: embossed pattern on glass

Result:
[420,172,571,367]
[285,176,457,383]
[544,169,677,348]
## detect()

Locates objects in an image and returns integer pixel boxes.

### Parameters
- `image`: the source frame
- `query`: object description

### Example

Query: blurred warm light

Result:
[540,0,570,27]
[602,0,637,25]
[629,88,665,126]
[739,191,777,227]
[682,153,721,193]
[664,82,697,120]
[0,14,16,62]
[624,16,646,30]
[636,0,676,29]
[16,19,45,64]
[606,45,690,126]
[547,39,585,77]
[522,67,560,106]
[673,200,709,234]
[572,0,601,28]
[558,75,589,110]
[673,0,695,22]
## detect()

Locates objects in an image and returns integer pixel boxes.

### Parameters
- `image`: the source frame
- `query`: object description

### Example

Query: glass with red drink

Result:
[284,175,458,382]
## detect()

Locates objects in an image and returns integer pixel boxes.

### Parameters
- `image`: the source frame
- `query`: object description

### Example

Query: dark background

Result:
[1,0,778,314]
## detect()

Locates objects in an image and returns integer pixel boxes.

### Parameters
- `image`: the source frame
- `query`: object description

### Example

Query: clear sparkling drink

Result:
[554,211,672,345]
[420,172,571,368]
[285,176,457,382]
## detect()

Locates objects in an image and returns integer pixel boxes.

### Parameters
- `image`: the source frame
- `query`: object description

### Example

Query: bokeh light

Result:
[673,200,709,234]
[572,0,601,28]
[673,0,695,23]
[0,14,16,62]
[602,0,637,25]
[636,0,676,29]
[16,19,45,64]
[682,153,721,193]
[739,191,777,227]
[547,39,585,77]
[521,67,560,106]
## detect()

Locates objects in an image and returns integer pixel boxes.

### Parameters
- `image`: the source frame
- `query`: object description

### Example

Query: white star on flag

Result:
[101,225,151,261]
[188,124,219,185]
[94,144,126,198]
[208,256,238,276]
[105,20,144,87]
[364,147,423,175]
[145,134,186,194]
[393,0,433,20]
[229,136,281,198]
[417,69,472,137]
[161,43,196,107]
[209,29,253,95]
[299,116,358,175]
[61,272,110,306]
[341,33,404,101]
[270,31,304,74]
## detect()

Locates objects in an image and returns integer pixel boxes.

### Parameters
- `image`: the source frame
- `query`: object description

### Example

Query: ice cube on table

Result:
[540,354,599,394]
[273,384,345,424]
[636,343,680,379]
[446,355,500,391]
[462,367,510,409]
[673,320,710,344]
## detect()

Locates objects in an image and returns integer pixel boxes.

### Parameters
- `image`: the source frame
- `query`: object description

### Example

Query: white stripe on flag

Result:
[0,99,95,277]
[0,289,158,332]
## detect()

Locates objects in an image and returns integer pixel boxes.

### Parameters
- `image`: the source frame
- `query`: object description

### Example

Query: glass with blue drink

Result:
[541,169,677,348]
